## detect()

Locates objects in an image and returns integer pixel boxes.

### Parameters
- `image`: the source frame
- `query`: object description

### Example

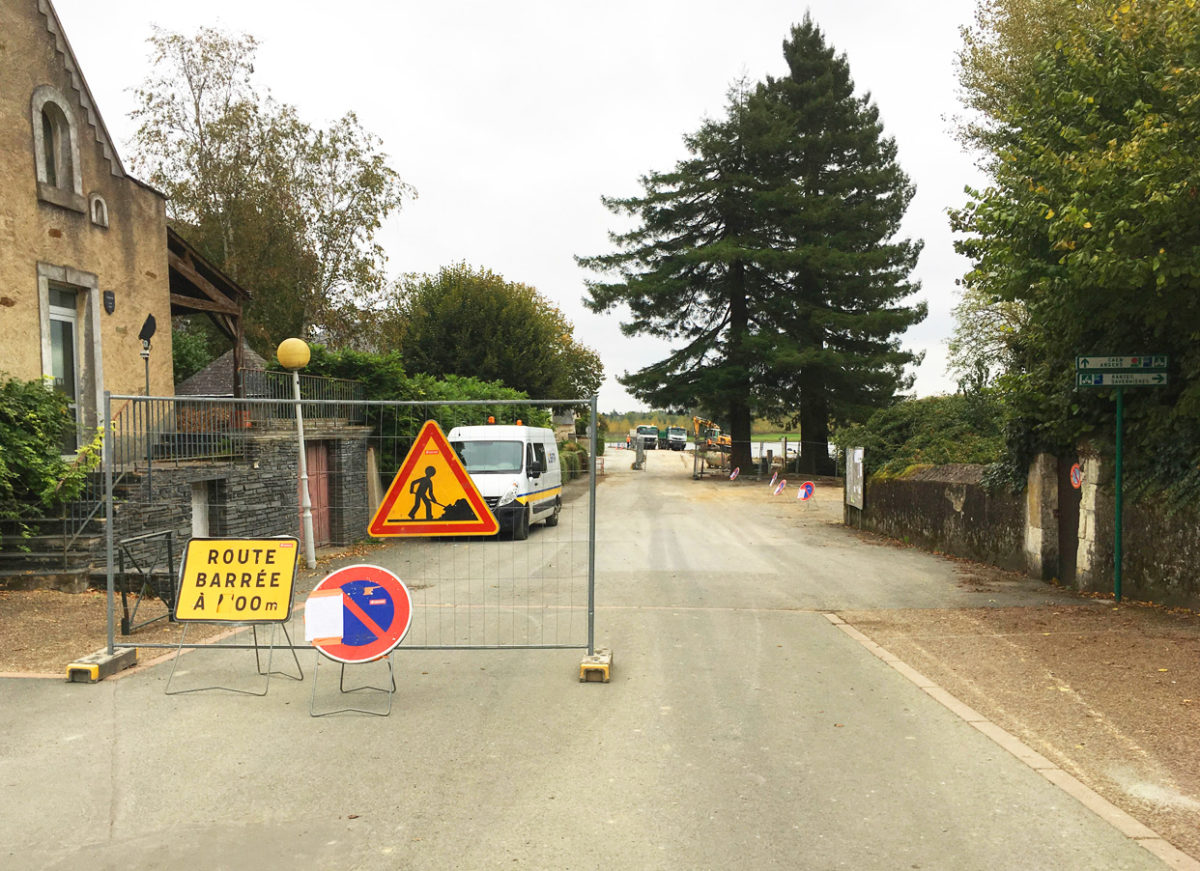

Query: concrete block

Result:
[65,647,137,682]
[579,647,612,683]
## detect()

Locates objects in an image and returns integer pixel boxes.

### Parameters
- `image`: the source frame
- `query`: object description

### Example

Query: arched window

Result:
[31,85,84,212]
[42,109,60,187]
[89,194,109,227]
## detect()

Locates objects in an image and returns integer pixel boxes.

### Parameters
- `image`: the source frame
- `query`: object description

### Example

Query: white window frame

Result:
[89,193,109,227]
[38,264,103,452]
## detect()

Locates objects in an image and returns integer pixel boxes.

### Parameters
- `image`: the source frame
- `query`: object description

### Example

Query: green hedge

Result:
[834,392,1005,481]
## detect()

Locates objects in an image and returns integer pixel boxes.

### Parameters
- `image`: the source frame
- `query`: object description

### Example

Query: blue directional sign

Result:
[1076,354,1167,388]
[1077,372,1167,388]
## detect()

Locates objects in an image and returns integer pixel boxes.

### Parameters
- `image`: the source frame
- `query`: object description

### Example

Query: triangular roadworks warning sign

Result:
[369,420,499,537]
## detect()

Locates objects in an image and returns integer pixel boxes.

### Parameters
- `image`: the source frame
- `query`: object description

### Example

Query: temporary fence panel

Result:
[102,394,598,658]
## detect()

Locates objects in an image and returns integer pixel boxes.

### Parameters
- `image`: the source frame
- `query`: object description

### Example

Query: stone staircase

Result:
[0,470,145,592]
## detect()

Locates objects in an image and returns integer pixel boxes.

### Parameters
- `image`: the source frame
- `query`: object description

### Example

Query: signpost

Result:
[306,564,413,664]
[1075,354,1168,601]
[369,420,498,537]
[175,537,299,623]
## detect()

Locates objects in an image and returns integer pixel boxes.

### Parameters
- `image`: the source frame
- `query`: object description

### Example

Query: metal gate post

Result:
[587,395,597,656]
[105,391,115,656]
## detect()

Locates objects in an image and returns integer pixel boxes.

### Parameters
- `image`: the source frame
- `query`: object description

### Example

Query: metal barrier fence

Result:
[239,368,367,424]
[102,393,598,659]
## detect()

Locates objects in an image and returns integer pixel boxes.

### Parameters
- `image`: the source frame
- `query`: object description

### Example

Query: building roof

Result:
[39,0,127,180]
[175,344,267,397]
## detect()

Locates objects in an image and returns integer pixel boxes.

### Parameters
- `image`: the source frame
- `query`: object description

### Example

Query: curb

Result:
[824,612,1200,871]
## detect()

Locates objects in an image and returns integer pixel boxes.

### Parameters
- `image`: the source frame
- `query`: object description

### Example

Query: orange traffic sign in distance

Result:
[369,420,499,537]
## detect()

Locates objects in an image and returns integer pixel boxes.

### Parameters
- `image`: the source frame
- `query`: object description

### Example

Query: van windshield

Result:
[451,440,523,474]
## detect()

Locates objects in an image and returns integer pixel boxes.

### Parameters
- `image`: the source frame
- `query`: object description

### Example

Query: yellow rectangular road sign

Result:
[175,537,300,623]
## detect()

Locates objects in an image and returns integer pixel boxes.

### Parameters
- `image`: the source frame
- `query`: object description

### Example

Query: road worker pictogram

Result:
[369,420,499,537]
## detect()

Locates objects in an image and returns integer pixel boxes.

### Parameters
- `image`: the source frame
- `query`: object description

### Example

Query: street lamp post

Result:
[277,338,316,569]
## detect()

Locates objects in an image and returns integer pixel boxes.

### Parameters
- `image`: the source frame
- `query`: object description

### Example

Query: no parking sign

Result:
[305,565,413,664]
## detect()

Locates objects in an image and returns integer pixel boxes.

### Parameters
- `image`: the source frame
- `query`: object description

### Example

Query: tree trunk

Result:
[727,261,754,473]
[797,405,832,474]
[797,358,834,476]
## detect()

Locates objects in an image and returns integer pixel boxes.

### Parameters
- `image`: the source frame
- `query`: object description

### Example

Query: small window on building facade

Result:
[89,194,108,227]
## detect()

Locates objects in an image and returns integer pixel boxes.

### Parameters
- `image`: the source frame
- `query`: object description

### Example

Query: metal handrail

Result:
[63,399,131,555]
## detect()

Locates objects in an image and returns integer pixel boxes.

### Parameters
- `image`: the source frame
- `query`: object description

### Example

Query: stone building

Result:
[0,0,174,447]
[0,0,250,450]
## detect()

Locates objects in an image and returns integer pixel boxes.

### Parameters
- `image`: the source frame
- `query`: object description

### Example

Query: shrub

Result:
[833,392,1005,481]
[560,450,582,480]
[560,440,588,464]
[0,375,102,542]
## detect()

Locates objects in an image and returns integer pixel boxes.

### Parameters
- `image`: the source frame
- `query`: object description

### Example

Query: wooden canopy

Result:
[167,227,252,397]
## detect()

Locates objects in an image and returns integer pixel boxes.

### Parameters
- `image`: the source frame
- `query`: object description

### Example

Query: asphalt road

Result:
[0,449,1170,870]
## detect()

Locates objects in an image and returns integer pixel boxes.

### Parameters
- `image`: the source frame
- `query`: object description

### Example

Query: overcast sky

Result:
[54,0,986,411]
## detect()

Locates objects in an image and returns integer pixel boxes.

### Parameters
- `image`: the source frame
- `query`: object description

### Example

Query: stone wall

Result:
[112,426,372,570]
[846,453,1200,609]
[844,465,1027,572]
[1075,453,1200,607]
[2,0,174,407]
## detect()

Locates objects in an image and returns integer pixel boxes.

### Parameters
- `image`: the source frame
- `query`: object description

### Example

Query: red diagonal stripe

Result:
[344,595,387,639]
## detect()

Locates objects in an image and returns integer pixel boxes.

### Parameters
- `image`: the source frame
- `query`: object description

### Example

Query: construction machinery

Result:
[635,424,659,450]
[692,417,731,452]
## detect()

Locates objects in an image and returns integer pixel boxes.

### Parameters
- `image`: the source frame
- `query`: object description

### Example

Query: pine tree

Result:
[580,17,924,474]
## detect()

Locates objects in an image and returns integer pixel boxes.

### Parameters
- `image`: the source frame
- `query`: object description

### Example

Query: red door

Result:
[301,441,332,548]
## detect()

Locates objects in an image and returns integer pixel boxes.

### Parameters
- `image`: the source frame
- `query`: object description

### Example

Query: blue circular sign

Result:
[310,564,412,664]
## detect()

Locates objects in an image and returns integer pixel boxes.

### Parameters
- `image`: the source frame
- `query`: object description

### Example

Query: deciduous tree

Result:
[950,0,1200,495]
[397,264,603,404]
[130,27,414,354]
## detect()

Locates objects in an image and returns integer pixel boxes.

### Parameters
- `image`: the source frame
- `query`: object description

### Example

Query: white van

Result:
[447,424,563,540]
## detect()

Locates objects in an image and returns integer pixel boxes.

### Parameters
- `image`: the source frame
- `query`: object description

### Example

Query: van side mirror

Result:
[530,459,543,477]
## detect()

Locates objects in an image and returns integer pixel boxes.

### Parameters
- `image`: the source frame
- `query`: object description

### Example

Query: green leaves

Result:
[129,27,414,353]
[0,377,98,542]
[953,0,1200,497]
[395,264,603,405]
[579,17,924,471]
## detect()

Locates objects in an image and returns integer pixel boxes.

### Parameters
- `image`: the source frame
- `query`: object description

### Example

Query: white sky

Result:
[53,0,986,411]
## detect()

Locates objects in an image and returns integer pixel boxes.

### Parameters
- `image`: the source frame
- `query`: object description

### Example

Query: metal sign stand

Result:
[309,652,397,717]
[164,623,303,696]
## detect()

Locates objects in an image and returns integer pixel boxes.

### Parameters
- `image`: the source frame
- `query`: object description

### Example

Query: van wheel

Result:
[512,506,530,540]
[544,498,561,527]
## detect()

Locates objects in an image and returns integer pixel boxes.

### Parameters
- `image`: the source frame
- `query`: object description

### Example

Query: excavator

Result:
[692,416,731,452]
